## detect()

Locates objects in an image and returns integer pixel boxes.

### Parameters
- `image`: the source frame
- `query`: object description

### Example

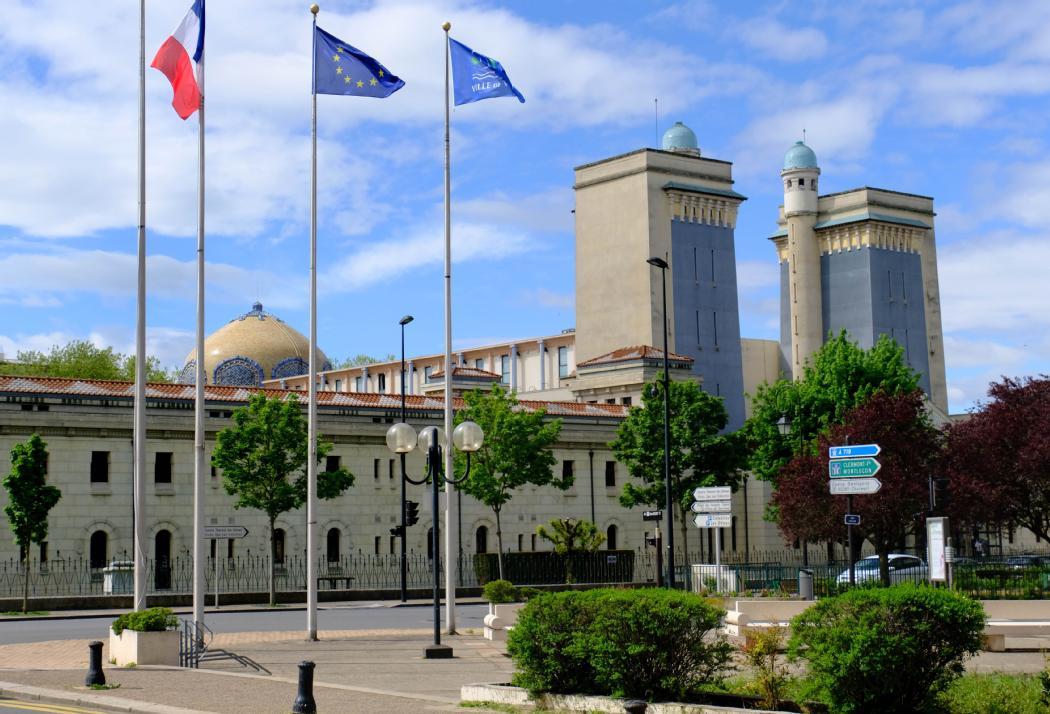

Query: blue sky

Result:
[1,0,1048,412]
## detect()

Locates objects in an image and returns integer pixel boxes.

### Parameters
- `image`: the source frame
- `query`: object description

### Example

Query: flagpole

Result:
[192,43,206,634]
[306,2,320,643]
[133,0,148,613]
[441,21,458,636]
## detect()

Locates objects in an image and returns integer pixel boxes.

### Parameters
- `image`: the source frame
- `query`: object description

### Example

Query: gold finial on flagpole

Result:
[310,4,320,15]
[442,21,451,32]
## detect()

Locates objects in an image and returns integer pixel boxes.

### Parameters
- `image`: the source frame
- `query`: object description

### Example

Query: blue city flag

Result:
[313,26,404,98]
[448,37,524,106]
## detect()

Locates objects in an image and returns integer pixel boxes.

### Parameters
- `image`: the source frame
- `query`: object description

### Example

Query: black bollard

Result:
[291,660,316,714]
[85,640,105,686]
[623,700,648,714]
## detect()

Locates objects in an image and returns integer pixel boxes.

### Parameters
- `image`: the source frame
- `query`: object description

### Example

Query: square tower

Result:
[574,123,748,428]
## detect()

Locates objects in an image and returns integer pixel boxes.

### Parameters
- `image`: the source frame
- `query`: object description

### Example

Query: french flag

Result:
[151,0,205,120]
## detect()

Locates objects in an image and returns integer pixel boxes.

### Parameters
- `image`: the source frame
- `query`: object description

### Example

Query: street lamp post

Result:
[398,315,413,603]
[776,415,808,567]
[386,419,483,658]
[647,256,674,589]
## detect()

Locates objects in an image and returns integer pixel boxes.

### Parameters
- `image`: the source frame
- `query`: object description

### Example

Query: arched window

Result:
[326,528,341,563]
[89,531,108,569]
[154,530,172,590]
[426,528,434,560]
[606,525,618,551]
[475,526,488,554]
[274,528,286,565]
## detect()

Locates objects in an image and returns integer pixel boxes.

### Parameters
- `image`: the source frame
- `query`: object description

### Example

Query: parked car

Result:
[1004,555,1050,569]
[836,554,928,584]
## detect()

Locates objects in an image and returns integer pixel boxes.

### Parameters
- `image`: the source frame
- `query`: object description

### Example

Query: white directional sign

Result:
[693,513,732,528]
[829,478,881,495]
[693,486,731,501]
[691,500,731,513]
[202,525,248,539]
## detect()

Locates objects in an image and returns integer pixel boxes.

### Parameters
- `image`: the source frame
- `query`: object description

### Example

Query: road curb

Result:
[0,680,218,714]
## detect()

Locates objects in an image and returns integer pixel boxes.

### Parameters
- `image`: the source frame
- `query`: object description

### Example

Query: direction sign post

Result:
[829,478,882,495]
[829,442,881,588]
[693,513,731,528]
[828,444,881,459]
[829,458,881,478]
[690,500,731,513]
[693,486,731,501]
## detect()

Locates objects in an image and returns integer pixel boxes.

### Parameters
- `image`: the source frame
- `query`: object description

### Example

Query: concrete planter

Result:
[483,602,524,641]
[462,683,791,713]
[108,628,180,666]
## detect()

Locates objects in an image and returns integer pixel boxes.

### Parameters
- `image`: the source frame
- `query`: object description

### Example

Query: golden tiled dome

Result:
[180,302,329,386]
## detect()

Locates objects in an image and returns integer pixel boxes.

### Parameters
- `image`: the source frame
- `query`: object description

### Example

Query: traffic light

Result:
[389,525,405,538]
[405,500,420,527]
[931,477,950,512]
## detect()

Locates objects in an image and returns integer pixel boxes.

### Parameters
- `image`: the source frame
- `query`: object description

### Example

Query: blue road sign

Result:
[844,514,861,526]
[829,443,880,459]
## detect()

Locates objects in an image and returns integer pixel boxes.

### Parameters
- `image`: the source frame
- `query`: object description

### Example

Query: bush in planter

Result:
[111,607,179,635]
[482,579,518,604]
[788,584,984,713]
[508,588,731,701]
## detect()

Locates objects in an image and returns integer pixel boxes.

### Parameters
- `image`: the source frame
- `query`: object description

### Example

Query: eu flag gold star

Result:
[332,54,340,62]
[344,76,351,84]
[369,77,378,86]
[336,66,343,74]
[470,55,480,65]
[337,47,344,53]
[378,69,384,77]
[356,80,364,87]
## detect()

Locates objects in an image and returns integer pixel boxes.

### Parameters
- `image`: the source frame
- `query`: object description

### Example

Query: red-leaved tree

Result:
[772,390,941,584]
[942,376,1050,542]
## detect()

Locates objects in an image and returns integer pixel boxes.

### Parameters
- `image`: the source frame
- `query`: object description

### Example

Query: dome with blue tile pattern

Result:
[661,121,699,153]
[179,302,330,387]
[783,140,818,170]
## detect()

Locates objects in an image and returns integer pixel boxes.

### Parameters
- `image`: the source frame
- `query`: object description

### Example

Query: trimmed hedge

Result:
[788,584,985,713]
[474,550,634,585]
[507,588,731,701]
[111,607,179,635]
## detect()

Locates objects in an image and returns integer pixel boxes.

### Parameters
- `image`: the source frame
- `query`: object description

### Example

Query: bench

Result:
[317,567,354,589]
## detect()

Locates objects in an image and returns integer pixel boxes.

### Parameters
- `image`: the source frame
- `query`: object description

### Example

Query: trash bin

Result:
[798,568,814,600]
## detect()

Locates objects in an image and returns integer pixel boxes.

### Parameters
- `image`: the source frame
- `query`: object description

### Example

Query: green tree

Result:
[4,340,171,382]
[3,434,61,613]
[612,379,745,554]
[536,518,606,554]
[454,385,565,579]
[333,353,396,369]
[211,393,354,605]
[743,332,920,486]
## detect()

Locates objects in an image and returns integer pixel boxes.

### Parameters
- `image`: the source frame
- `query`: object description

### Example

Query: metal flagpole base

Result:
[424,644,454,659]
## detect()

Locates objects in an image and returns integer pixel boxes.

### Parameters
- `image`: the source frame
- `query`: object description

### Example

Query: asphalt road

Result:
[0,603,489,645]
[0,698,108,713]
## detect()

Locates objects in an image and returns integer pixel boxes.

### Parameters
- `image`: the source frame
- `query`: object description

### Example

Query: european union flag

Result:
[449,37,524,106]
[313,26,404,98]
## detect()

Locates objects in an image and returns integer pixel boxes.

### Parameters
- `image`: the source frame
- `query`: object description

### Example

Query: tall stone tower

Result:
[574,122,748,428]
[771,141,949,413]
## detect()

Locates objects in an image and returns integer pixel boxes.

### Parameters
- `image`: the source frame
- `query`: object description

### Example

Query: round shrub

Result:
[482,579,517,604]
[788,584,985,713]
[508,588,731,701]
[111,607,179,635]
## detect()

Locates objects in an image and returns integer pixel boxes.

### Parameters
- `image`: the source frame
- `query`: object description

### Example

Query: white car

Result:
[836,554,928,584]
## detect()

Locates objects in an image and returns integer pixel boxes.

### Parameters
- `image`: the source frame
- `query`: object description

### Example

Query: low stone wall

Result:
[462,683,788,713]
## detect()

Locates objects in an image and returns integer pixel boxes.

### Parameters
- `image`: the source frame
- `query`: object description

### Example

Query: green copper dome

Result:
[784,140,818,170]
[662,121,698,152]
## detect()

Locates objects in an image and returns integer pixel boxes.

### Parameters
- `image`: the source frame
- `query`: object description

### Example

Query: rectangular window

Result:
[210,465,217,479]
[155,452,173,484]
[227,539,235,559]
[373,458,380,480]
[39,542,47,563]
[695,310,701,345]
[90,451,109,483]
[517,534,524,551]
[530,534,537,551]
[887,270,893,301]
[710,248,716,282]
[210,539,216,559]
[354,376,362,391]
[605,461,616,487]
[334,379,341,392]
[557,346,569,378]
[712,311,719,347]
[475,358,485,370]
[424,366,434,382]
[326,455,340,472]
[500,355,510,384]
[390,536,396,555]
[621,396,632,406]
[693,246,698,281]
[605,398,616,404]
[562,460,574,480]
[389,458,395,479]
[378,373,386,392]
[901,272,907,302]
[374,536,381,555]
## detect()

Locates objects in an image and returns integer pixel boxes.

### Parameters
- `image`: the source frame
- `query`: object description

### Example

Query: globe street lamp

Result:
[647,255,675,589]
[386,419,483,658]
[397,315,413,602]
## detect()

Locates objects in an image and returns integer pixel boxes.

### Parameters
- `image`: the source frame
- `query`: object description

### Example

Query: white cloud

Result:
[520,288,574,309]
[458,188,573,234]
[736,260,779,291]
[738,19,828,61]
[0,326,193,371]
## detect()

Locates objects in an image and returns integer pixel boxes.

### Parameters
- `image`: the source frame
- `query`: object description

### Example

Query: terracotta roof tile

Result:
[429,366,501,379]
[576,345,694,369]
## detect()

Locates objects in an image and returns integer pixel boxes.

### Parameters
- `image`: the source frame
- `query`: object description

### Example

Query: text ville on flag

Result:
[313,27,404,98]
[448,37,524,106]
[151,0,205,119]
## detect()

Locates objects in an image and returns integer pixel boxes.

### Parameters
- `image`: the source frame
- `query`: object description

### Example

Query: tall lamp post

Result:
[647,255,674,589]
[397,315,414,603]
[776,415,808,567]
[386,419,483,658]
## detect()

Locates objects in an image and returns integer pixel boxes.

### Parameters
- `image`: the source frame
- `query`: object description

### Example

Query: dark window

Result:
[562,460,574,480]
[424,366,434,382]
[475,526,488,554]
[154,530,171,590]
[557,346,569,378]
[427,528,434,560]
[90,451,109,483]
[334,379,341,392]
[389,536,396,554]
[621,396,632,406]
[606,525,618,550]
[227,539,235,559]
[378,373,386,392]
[373,458,380,480]
[731,516,737,551]
[39,541,48,563]
[389,458,395,479]
[500,356,510,384]
[517,534,524,551]
[210,538,216,559]
[374,536,381,555]
[326,528,341,562]
[354,376,362,391]
[155,452,173,484]
[210,465,217,479]
[475,358,485,370]
[605,461,616,487]
[713,311,719,347]
[605,398,616,404]
[274,528,286,565]
[89,531,108,569]
[530,534,537,551]
[326,455,340,472]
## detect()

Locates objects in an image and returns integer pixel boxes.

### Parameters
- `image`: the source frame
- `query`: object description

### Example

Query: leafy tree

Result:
[942,376,1050,542]
[3,434,61,613]
[3,340,171,382]
[743,332,920,486]
[211,393,354,605]
[333,353,396,368]
[536,518,605,554]
[612,379,745,554]
[454,384,565,579]
[772,390,940,583]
